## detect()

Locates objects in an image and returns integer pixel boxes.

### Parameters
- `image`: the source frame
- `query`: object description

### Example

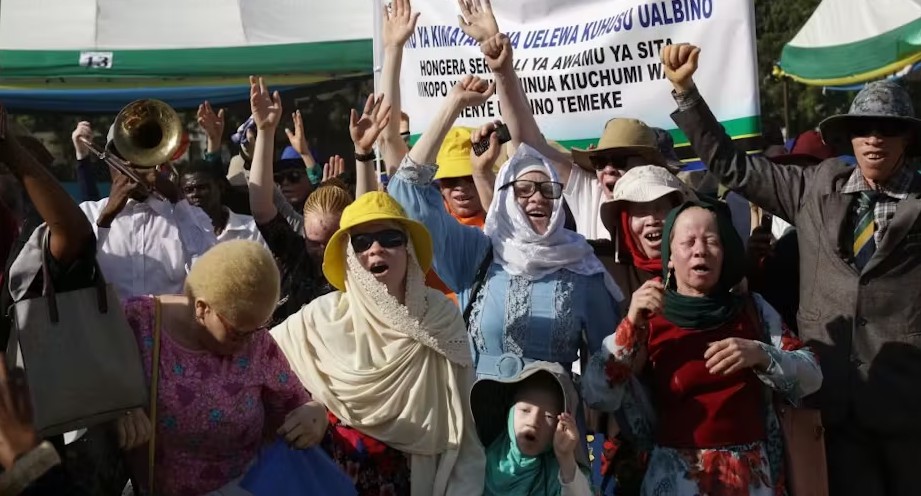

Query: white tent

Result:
[777,0,921,86]
[0,0,375,111]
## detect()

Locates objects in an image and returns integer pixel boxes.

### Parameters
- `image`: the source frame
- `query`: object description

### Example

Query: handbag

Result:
[6,230,147,437]
[743,297,828,496]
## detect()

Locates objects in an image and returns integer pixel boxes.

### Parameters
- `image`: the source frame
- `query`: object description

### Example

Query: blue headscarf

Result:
[484,407,561,496]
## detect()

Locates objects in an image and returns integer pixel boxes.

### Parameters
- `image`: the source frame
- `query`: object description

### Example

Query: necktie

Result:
[853,191,879,270]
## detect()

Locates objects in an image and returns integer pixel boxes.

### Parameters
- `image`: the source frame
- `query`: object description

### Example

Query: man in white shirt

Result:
[79,163,216,299]
[179,161,267,246]
[564,118,670,240]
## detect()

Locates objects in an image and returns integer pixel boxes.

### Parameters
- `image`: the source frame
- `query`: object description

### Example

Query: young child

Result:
[471,361,592,495]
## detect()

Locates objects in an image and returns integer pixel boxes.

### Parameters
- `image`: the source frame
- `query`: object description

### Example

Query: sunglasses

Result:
[400,131,411,144]
[439,176,475,189]
[500,180,563,200]
[589,153,632,171]
[350,229,407,253]
[849,120,906,138]
[274,170,305,183]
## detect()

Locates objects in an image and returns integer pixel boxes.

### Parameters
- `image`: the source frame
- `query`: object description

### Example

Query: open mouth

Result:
[369,262,389,275]
[691,263,711,275]
[644,232,662,243]
[604,180,617,193]
[864,151,886,161]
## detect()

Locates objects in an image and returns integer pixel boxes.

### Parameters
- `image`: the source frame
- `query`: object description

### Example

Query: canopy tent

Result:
[776,0,921,86]
[0,0,374,112]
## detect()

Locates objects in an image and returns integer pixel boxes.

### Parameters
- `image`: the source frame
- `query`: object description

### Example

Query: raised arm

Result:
[469,120,501,210]
[196,101,225,156]
[71,122,101,202]
[662,44,811,223]
[284,109,319,174]
[2,117,93,264]
[247,76,284,224]
[408,76,495,165]
[457,0,573,183]
[351,94,391,196]
[378,0,418,172]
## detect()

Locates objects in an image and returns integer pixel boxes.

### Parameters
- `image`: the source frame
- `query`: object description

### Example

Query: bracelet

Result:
[354,150,376,162]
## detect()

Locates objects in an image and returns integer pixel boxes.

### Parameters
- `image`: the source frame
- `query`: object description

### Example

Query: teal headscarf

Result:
[484,407,561,496]
[659,199,746,329]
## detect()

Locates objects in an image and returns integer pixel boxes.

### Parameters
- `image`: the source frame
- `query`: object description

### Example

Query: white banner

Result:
[394,0,760,152]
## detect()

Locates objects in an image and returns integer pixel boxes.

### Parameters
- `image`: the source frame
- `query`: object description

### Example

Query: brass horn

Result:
[111,99,183,168]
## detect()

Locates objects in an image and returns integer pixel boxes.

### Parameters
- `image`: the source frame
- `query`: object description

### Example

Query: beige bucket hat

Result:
[600,165,697,236]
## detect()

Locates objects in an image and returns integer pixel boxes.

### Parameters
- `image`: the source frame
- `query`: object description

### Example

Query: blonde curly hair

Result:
[184,240,280,328]
[303,181,353,218]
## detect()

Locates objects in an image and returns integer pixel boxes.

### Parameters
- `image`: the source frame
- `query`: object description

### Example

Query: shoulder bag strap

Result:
[147,297,163,495]
[462,250,494,326]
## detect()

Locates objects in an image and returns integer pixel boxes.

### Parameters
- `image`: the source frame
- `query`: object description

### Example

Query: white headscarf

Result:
[484,143,623,301]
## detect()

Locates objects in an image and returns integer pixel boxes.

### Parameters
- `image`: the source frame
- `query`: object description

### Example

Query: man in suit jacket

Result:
[661,43,921,496]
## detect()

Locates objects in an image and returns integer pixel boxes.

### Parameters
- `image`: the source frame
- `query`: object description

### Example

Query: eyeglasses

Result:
[500,180,563,200]
[849,120,906,138]
[274,170,305,184]
[350,229,407,253]
[215,312,266,342]
[400,131,411,144]
[589,153,632,171]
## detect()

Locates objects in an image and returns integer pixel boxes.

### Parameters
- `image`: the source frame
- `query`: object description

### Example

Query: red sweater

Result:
[646,311,765,449]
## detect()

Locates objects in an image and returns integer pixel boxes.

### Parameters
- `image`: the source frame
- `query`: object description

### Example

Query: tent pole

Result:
[783,78,790,139]
[372,1,386,181]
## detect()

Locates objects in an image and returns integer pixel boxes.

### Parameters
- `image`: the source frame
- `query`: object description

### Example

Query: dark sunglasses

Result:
[849,120,906,138]
[500,180,563,200]
[350,229,407,253]
[589,153,632,171]
[274,170,305,183]
[439,176,475,189]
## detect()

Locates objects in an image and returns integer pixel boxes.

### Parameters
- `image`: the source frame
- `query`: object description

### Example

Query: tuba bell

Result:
[111,99,184,168]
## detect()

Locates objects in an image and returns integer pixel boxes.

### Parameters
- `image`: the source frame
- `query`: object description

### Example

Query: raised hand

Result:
[627,278,665,327]
[661,43,700,93]
[323,155,346,182]
[284,110,311,156]
[72,121,93,160]
[553,412,579,458]
[196,101,225,143]
[350,94,392,154]
[249,76,283,130]
[0,360,37,470]
[450,75,496,108]
[457,0,500,43]
[481,33,512,73]
[470,120,503,173]
[383,0,420,48]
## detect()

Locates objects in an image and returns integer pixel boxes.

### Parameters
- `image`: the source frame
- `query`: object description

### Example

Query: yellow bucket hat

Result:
[434,127,475,180]
[322,191,433,292]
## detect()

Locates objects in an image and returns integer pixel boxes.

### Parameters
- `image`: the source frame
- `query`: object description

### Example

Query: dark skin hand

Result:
[0,354,38,471]
[0,108,93,265]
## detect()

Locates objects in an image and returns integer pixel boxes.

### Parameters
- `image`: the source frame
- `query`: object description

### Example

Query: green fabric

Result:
[0,40,371,80]
[779,17,921,84]
[660,199,746,329]
[484,408,560,496]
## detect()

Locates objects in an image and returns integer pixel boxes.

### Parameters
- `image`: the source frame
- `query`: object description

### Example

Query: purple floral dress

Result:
[124,297,311,496]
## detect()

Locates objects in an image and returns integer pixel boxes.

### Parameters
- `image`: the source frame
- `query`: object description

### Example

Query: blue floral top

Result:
[388,156,619,378]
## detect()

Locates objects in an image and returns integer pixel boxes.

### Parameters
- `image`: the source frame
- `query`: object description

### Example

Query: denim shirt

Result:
[388,156,619,378]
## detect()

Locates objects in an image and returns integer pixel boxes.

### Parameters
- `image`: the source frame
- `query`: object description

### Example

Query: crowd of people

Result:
[0,0,916,495]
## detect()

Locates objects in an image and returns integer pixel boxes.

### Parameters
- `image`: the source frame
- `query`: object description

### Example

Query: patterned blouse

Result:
[387,156,619,378]
[124,297,311,496]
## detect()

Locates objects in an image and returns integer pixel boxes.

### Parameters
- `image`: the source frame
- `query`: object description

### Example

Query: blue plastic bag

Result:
[240,441,357,496]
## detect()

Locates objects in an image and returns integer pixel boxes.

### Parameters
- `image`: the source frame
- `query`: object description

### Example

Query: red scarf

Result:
[620,210,662,274]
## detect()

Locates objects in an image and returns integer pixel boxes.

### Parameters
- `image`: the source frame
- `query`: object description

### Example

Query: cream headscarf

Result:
[270,241,485,496]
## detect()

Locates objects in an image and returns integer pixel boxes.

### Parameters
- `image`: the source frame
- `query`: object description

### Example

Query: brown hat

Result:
[571,118,667,172]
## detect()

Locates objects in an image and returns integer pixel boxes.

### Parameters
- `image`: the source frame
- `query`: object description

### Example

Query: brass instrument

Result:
[78,99,184,201]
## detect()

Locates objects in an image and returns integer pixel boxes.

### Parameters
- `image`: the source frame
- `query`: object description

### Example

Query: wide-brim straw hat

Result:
[571,118,667,172]
[323,191,432,291]
[470,360,590,468]
[600,165,697,236]
[818,80,921,156]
